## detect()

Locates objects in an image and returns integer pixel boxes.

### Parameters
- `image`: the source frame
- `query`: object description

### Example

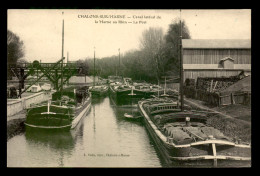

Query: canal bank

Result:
[7,91,52,141]
[184,97,251,143]
[7,109,27,141]
[7,117,25,141]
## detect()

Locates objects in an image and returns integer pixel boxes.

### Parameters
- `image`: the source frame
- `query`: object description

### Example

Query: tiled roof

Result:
[182,39,251,49]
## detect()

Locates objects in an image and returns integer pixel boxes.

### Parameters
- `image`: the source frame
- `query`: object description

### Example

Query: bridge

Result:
[8,57,84,97]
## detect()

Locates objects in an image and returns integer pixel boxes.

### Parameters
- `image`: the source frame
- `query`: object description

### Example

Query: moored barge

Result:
[89,85,109,97]
[138,98,251,167]
[25,86,91,131]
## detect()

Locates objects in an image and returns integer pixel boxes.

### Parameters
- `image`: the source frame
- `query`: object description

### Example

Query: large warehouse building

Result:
[182,39,251,82]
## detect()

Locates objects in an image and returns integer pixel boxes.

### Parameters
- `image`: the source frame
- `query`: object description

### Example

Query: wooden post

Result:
[249,92,251,105]
[213,81,218,92]
[210,79,213,92]
[231,93,235,105]
[212,143,217,167]
[218,94,221,106]
[55,69,58,90]
[247,92,250,105]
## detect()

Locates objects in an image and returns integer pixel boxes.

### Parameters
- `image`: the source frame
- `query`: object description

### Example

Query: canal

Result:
[7,96,162,167]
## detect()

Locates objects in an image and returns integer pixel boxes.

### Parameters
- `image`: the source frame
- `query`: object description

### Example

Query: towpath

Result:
[184,97,251,125]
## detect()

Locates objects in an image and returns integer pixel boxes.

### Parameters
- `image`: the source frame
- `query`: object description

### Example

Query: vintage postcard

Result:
[7,9,251,168]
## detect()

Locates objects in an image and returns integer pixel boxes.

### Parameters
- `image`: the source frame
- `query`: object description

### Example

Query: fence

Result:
[183,86,251,106]
[7,91,51,116]
[219,92,251,106]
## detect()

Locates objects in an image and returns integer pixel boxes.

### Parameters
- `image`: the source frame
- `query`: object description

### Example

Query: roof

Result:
[182,39,251,49]
[183,64,251,70]
[220,57,234,62]
[220,75,251,93]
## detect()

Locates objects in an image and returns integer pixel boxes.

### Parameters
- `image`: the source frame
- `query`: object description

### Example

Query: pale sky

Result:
[7,9,251,63]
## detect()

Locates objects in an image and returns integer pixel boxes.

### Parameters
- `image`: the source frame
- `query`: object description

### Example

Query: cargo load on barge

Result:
[138,97,251,167]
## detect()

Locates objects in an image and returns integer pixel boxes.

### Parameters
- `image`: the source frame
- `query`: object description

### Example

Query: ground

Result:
[184,97,251,143]
[213,104,251,122]
[7,118,25,141]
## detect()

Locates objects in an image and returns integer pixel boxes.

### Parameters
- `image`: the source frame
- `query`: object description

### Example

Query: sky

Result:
[7,9,251,63]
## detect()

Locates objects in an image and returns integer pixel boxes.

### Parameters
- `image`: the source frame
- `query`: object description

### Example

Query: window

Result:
[219,57,234,69]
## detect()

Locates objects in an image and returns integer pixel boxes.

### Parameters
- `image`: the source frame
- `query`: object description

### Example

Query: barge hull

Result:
[138,102,251,167]
[25,97,91,131]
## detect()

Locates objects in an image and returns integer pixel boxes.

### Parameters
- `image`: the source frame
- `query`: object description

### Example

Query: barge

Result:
[89,85,109,97]
[138,97,251,167]
[25,86,91,131]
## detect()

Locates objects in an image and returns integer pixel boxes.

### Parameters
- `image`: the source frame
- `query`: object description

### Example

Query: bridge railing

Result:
[9,62,78,69]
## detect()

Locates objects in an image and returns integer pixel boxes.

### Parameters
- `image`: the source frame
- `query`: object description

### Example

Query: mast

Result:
[67,52,69,63]
[161,76,169,97]
[164,77,166,95]
[158,79,160,97]
[116,55,117,76]
[93,47,96,86]
[118,48,120,76]
[60,11,64,96]
[67,52,69,85]
[179,9,184,111]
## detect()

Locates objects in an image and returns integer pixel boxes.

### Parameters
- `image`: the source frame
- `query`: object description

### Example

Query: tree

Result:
[76,59,89,75]
[164,18,191,77]
[7,30,25,79]
[72,20,191,85]
[139,27,165,82]
[7,30,25,65]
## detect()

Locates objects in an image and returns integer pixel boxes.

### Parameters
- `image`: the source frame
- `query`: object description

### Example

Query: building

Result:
[182,39,251,82]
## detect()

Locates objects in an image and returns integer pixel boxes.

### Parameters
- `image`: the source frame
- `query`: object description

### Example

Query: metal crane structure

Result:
[8,57,83,98]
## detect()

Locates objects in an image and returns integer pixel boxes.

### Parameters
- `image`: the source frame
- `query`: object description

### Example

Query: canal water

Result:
[7,97,162,167]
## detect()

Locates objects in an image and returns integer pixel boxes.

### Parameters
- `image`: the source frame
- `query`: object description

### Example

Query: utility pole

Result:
[179,9,184,111]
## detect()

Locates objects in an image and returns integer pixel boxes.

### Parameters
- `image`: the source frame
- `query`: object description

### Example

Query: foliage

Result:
[7,30,25,79]
[76,59,89,75]
[164,18,191,76]
[79,18,191,84]
[7,30,25,65]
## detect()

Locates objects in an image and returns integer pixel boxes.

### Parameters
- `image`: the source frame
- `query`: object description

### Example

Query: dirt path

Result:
[184,98,251,125]
[184,97,251,143]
